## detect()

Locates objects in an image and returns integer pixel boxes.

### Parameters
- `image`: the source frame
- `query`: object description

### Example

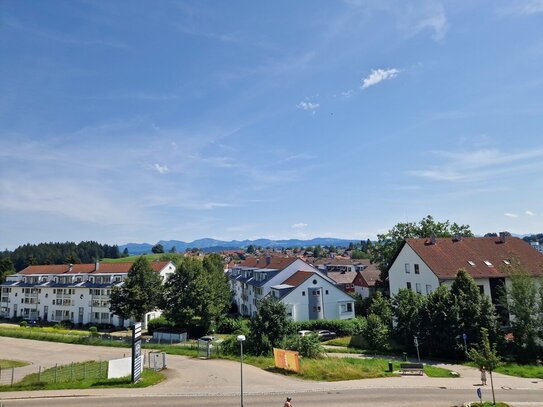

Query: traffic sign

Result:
[463,333,467,341]
[476,387,482,401]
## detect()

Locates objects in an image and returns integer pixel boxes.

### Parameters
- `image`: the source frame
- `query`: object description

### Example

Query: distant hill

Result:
[119,237,360,255]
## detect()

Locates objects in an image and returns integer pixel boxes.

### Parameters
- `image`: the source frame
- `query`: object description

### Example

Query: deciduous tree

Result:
[247,297,291,356]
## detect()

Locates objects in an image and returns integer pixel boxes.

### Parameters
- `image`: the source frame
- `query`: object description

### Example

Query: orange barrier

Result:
[273,348,300,372]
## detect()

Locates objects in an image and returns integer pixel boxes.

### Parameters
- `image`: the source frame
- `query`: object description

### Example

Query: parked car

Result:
[199,335,215,342]
[316,330,337,341]
[298,330,313,337]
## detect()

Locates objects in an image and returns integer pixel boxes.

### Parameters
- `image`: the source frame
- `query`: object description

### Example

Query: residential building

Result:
[228,256,355,321]
[312,258,380,297]
[0,261,175,328]
[388,235,543,305]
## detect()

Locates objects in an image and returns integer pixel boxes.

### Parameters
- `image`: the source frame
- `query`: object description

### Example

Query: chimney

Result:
[499,232,508,243]
[266,255,271,266]
[430,234,436,245]
[453,234,462,242]
[95,261,100,271]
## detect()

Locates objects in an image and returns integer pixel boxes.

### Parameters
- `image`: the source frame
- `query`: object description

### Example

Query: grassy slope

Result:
[0,360,28,369]
[100,254,165,263]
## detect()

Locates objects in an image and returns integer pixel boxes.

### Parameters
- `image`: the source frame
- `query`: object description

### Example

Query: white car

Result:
[298,330,313,336]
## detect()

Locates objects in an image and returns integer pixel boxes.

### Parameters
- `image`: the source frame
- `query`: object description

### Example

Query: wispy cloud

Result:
[504,213,519,218]
[361,68,400,89]
[153,163,169,174]
[408,147,543,182]
[499,0,543,16]
[292,222,308,229]
[525,210,536,216]
[297,101,320,111]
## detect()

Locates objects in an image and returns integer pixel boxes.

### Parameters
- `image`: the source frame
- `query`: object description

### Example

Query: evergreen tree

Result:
[110,256,163,321]
[0,257,15,283]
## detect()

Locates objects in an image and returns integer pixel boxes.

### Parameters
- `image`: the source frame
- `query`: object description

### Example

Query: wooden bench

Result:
[400,362,424,375]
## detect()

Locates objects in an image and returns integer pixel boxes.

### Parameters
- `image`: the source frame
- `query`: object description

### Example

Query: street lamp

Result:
[237,335,246,407]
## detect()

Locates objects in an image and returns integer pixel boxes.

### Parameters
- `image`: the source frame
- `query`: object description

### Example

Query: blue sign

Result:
[476,387,482,399]
[463,333,467,341]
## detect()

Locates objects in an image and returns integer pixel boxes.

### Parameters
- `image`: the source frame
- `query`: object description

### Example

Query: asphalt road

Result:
[1,388,543,407]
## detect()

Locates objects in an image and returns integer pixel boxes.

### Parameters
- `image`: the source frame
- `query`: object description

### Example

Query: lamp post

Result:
[237,335,246,407]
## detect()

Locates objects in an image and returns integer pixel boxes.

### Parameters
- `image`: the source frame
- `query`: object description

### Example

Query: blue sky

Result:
[1,0,543,249]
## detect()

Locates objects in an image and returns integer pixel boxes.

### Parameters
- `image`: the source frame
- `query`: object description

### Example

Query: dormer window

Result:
[484,260,493,267]
[468,261,476,267]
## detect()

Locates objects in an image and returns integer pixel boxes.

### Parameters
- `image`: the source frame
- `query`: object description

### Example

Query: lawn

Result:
[470,402,510,407]
[465,362,543,379]
[100,254,166,263]
[0,359,28,369]
[0,360,164,391]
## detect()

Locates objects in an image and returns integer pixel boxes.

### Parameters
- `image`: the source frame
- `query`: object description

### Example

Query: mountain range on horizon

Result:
[119,237,363,255]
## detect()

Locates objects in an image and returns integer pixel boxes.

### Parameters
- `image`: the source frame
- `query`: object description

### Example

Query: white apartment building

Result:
[0,261,175,328]
[388,235,543,304]
[229,256,355,321]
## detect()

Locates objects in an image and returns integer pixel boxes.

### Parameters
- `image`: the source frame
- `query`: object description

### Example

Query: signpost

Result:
[462,333,468,354]
[132,322,143,383]
[413,336,420,362]
[476,387,482,404]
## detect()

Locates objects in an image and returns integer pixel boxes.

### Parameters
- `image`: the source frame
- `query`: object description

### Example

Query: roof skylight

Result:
[468,261,476,267]
[484,260,493,267]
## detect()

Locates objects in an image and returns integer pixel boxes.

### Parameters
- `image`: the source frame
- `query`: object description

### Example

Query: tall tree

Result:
[0,257,15,283]
[110,256,163,322]
[369,215,472,283]
[152,244,164,254]
[162,254,231,333]
[392,288,426,351]
[368,291,393,327]
[247,297,291,356]
[500,259,541,360]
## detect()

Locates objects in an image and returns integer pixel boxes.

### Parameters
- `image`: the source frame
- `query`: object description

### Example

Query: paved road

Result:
[1,337,542,406]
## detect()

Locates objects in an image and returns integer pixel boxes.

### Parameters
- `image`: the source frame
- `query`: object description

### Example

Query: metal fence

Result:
[0,360,109,387]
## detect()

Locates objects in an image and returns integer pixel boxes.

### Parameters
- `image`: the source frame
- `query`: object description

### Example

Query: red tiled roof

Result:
[281,271,315,287]
[360,266,380,287]
[19,261,171,275]
[239,256,297,270]
[406,237,543,280]
[327,270,359,284]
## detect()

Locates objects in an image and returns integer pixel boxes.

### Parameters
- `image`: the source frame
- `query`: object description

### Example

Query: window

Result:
[405,263,410,273]
[468,261,476,267]
[406,282,412,290]
[302,291,305,296]
[414,264,420,274]
[415,283,421,294]
[503,260,510,265]
[312,279,317,285]
[484,260,493,267]
[325,290,329,295]
[346,303,352,312]
[425,284,432,294]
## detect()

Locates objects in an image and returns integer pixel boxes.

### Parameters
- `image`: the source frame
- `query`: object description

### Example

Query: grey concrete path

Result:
[1,337,542,403]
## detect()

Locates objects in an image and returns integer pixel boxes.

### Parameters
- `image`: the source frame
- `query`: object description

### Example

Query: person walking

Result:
[480,366,487,386]
[284,396,293,407]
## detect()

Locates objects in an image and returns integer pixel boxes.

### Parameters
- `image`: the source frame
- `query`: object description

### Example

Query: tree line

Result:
[1,241,122,273]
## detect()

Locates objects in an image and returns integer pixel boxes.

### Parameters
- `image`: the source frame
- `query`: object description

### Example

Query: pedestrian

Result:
[284,396,293,407]
[480,366,487,386]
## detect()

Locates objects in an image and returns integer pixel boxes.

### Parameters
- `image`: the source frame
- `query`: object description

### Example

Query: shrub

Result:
[363,314,389,352]
[217,317,250,334]
[292,317,366,337]
[283,334,323,358]
[19,320,28,328]
[147,316,175,334]
[88,326,98,334]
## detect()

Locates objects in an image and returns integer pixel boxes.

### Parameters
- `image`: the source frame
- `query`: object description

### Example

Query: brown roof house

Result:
[388,235,543,303]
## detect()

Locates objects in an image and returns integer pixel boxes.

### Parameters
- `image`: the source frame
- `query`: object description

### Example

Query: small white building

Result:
[229,256,355,321]
[0,261,175,328]
[388,235,543,303]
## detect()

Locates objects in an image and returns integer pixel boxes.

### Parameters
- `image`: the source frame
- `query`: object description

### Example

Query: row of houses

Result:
[1,235,542,327]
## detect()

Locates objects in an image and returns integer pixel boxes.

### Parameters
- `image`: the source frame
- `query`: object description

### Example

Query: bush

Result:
[363,314,389,352]
[147,316,175,334]
[217,317,249,334]
[283,334,323,358]
[292,317,366,337]
[19,320,28,328]
[88,326,98,334]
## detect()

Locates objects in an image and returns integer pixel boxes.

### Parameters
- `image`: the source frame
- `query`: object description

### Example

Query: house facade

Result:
[312,258,380,297]
[0,261,175,328]
[228,256,355,321]
[388,235,543,304]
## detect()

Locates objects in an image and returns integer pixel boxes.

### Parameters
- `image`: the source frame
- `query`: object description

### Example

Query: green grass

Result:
[465,362,543,379]
[0,359,28,369]
[323,337,351,347]
[423,364,459,378]
[0,361,164,392]
[470,402,510,407]
[100,254,166,263]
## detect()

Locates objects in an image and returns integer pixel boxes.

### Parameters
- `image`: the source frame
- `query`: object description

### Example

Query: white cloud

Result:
[504,213,519,218]
[525,210,536,216]
[499,1,543,16]
[361,68,400,89]
[153,163,169,174]
[297,101,320,111]
[292,222,308,229]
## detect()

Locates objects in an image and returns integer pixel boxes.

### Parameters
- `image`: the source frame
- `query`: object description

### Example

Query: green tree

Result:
[162,255,231,333]
[0,256,15,283]
[247,297,291,356]
[121,248,129,257]
[110,256,164,322]
[451,269,497,350]
[368,291,393,327]
[313,245,324,258]
[351,250,367,259]
[169,246,177,253]
[363,314,389,351]
[392,288,426,350]
[500,259,541,360]
[369,215,472,283]
[152,244,164,254]
[246,245,255,254]
[468,328,502,405]
[420,285,459,357]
